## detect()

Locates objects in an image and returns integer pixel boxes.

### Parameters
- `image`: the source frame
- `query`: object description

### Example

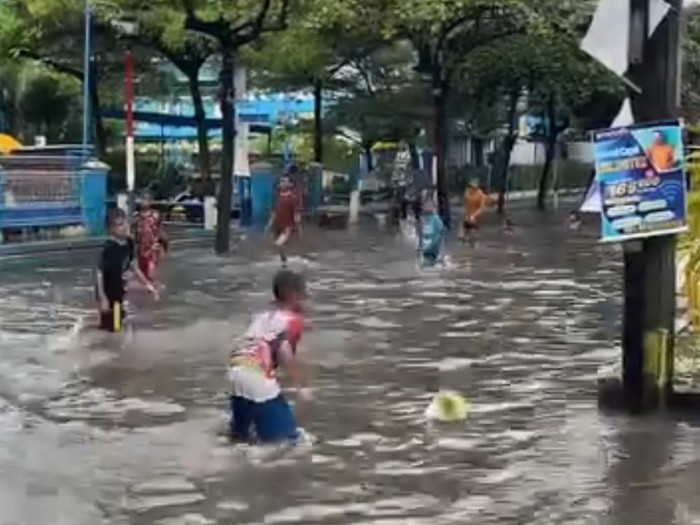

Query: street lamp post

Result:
[82,0,92,154]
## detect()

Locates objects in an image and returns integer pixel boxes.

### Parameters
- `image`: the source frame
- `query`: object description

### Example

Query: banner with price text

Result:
[593,120,688,242]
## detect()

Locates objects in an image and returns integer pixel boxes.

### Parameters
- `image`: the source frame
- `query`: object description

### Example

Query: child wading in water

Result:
[461,178,488,247]
[266,176,301,266]
[228,270,310,444]
[95,209,159,332]
[133,192,167,285]
[419,198,445,267]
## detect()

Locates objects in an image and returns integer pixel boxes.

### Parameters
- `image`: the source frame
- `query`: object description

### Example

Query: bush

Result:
[101,149,185,198]
[446,160,591,196]
[448,165,490,193]
[508,160,591,193]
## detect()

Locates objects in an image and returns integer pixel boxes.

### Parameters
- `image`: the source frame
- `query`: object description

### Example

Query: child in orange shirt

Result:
[461,178,488,246]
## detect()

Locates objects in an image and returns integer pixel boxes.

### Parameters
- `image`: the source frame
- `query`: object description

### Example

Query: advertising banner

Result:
[593,120,688,242]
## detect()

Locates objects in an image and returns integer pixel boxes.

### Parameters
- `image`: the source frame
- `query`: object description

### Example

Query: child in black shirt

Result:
[95,209,158,332]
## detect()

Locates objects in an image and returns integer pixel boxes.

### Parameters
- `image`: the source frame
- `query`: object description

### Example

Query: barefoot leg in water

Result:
[275,229,291,266]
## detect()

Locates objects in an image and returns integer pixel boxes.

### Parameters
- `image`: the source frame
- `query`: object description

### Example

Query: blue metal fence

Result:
[0,155,107,236]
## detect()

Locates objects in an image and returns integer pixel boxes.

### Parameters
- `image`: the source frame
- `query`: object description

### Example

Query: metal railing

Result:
[0,155,88,229]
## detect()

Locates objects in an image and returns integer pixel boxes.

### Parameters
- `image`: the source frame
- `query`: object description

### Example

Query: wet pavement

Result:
[2,211,700,525]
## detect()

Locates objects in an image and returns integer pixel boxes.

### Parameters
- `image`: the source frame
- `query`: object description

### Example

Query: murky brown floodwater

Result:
[2,211,700,525]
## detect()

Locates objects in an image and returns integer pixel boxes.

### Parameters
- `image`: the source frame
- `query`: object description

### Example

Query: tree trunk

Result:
[188,73,212,190]
[313,77,323,163]
[408,139,420,170]
[536,94,557,211]
[0,90,18,135]
[89,59,107,158]
[433,86,450,227]
[363,143,374,173]
[497,88,520,214]
[497,135,517,214]
[216,46,235,254]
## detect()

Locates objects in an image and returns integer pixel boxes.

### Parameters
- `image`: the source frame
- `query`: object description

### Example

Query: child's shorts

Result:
[463,219,479,231]
[99,301,125,332]
[229,394,298,443]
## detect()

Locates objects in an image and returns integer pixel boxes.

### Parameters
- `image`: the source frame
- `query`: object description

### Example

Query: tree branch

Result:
[353,59,375,97]
[16,49,83,80]
[132,28,212,78]
[232,0,272,37]
[447,28,524,84]
[182,0,228,41]
[234,0,290,46]
[327,58,351,77]
[183,0,289,48]
[436,7,483,55]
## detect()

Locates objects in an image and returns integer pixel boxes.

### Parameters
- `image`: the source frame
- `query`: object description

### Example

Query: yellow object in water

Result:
[0,134,22,154]
[113,302,122,332]
[425,390,470,422]
[170,205,186,221]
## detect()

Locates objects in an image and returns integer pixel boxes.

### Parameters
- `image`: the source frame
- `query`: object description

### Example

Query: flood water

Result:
[2,211,700,525]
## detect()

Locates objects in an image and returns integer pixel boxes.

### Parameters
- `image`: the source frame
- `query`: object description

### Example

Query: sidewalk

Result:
[0,190,585,262]
[0,223,216,262]
[316,190,585,218]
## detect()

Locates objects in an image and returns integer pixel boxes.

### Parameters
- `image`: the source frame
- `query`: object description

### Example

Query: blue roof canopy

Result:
[102,109,272,140]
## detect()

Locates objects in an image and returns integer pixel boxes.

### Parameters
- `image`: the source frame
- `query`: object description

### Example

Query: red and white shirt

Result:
[228,308,304,401]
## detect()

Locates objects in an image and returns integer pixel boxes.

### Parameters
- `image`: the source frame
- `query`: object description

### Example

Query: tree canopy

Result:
[0,0,674,220]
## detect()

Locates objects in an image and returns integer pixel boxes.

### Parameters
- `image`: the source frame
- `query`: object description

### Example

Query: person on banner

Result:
[646,130,679,173]
[266,176,302,266]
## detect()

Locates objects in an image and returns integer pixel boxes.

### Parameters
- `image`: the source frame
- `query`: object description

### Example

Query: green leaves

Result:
[324,42,429,146]
[181,0,293,48]
[245,25,330,88]
[683,7,700,122]
[17,65,79,133]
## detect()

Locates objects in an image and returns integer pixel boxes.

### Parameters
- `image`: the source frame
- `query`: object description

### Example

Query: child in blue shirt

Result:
[419,199,445,266]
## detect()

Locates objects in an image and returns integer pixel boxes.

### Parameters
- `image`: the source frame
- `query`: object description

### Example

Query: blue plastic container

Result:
[250,164,276,227]
[237,176,252,226]
[306,164,323,213]
[80,161,108,236]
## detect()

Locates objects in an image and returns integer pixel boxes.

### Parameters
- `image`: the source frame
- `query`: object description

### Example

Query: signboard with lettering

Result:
[593,120,688,242]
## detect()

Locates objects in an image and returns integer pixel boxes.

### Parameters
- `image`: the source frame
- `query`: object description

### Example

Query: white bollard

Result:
[116,193,129,216]
[348,189,360,224]
[204,196,217,230]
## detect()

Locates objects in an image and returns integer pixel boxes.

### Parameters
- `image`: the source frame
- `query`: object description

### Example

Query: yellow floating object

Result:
[113,302,122,332]
[425,390,470,422]
[0,134,22,155]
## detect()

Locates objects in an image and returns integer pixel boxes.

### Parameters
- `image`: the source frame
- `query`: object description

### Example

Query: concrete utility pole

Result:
[622,0,681,410]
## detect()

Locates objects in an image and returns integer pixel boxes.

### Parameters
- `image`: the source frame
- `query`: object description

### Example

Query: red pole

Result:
[125,47,134,138]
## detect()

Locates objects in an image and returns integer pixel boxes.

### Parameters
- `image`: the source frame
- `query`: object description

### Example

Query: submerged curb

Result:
[0,229,217,263]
